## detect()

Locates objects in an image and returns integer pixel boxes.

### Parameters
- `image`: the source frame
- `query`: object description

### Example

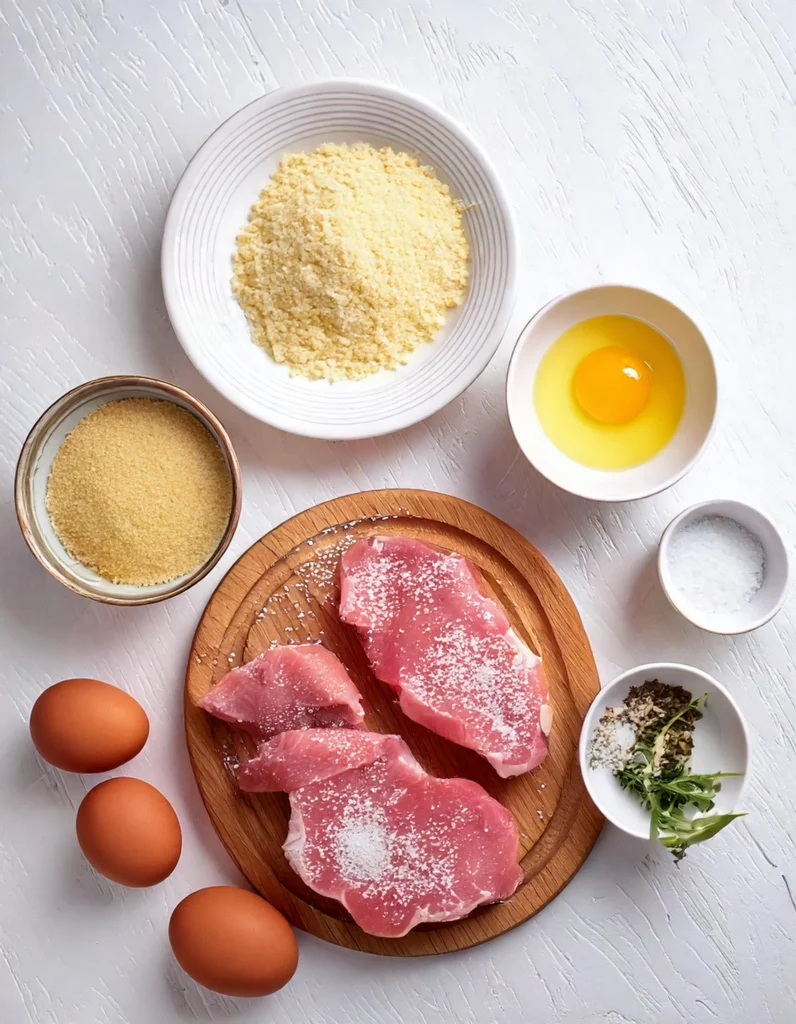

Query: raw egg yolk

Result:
[572,346,651,425]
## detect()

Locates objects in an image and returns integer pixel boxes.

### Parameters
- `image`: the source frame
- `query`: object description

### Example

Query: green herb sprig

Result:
[615,693,745,862]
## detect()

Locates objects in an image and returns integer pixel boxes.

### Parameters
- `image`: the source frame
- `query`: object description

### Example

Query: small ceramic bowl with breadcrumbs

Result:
[15,376,242,606]
[162,80,517,440]
[658,499,789,634]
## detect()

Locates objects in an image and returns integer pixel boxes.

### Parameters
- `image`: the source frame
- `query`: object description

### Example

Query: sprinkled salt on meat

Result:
[339,536,551,777]
[244,729,523,938]
[198,644,364,740]
[334,811,391,880]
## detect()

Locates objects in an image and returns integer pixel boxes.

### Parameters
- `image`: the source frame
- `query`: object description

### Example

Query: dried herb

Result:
[615,690,745,862]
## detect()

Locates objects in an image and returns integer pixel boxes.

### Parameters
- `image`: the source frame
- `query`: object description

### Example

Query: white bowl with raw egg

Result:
[506,285,718,502]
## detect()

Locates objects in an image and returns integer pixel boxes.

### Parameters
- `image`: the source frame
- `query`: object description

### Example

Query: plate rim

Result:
[161,78,518,439]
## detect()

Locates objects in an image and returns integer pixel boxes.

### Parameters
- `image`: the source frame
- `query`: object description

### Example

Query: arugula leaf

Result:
[648,789,662,842]
[657,811,747,863]
[611,690,745,862]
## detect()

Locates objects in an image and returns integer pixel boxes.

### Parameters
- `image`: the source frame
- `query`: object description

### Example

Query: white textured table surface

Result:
[2,2,795,1022]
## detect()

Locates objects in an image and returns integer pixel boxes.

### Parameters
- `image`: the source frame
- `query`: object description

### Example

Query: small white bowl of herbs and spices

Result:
[15,376,241,606]
[579,663,749,861]
[658,499,789,634]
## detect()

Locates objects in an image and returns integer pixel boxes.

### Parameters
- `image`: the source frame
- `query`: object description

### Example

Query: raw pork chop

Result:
[198,644,364,740]
[243,728,523,938]
[339,536,551,777]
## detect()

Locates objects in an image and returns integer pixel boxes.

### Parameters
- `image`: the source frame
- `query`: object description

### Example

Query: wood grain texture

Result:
[185,489,603,955]
[3,1,796,1021]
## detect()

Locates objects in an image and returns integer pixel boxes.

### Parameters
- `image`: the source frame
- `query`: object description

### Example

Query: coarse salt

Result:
[589,712,636,770]
[334,811,391,882]
[667,514,766,616]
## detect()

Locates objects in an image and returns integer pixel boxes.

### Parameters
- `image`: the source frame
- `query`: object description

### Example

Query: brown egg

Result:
[169,887,298,997]
[76,777,181,887]
[30,678,149,773]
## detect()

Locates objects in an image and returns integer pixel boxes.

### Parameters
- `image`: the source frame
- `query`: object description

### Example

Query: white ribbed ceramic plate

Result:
[162,80,517,439]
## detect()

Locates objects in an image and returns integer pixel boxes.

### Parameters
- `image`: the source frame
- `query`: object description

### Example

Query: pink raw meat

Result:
[198,644,364,740]
[244,729,523,938]
[338,536,552,777]
[239,728,401,791]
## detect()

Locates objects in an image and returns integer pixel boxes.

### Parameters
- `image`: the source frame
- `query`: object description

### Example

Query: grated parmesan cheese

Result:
[231,142,470,381]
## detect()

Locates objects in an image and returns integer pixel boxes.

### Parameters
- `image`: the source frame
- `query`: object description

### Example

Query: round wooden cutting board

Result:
[185,489,603,956]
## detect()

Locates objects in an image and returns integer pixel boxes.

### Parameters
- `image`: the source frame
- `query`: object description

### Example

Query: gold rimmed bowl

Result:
[15,376,242,606]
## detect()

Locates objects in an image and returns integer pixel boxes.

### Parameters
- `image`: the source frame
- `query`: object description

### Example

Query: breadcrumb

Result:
[46,398,232,585]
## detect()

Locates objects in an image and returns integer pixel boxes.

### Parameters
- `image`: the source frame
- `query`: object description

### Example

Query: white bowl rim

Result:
[161,77,519,440]
[657,498,790,634]
[579,661,750,839]
[505,283,719,502]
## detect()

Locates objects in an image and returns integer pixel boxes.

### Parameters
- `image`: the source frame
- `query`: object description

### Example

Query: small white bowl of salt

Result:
[658,499,789,634]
